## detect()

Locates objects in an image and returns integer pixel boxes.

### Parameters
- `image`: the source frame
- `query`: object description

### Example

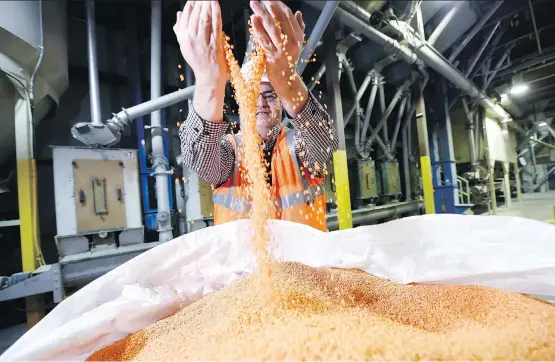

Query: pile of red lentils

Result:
[88,262,555,360]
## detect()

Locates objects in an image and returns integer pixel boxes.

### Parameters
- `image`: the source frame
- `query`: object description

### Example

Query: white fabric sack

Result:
[2,214,554,361]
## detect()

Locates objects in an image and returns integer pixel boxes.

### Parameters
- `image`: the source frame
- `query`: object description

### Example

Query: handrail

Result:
[456,175,471,204]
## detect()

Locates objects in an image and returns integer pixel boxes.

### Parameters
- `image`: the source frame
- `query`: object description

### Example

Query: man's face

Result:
[256,82,282,129]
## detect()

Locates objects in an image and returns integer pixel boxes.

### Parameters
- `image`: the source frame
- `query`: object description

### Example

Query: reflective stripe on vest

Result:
[212,154,253,213]
[213,129,324,212]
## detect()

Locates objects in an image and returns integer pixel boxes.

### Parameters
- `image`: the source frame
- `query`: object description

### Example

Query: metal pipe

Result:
[306,1,418,63]
[378,81,388,144]
[360,79,379,145]
[518,133,548,157]
[390,94,408,152]
[448,1,503,62]
[533,164,555,191]
[428,2,464,46]
[475,108,482,162]
[30,0,44,104]
[528,0,542,54]
[365,79,411,149]
[341,56,368,158]
[86,0,102,126]
[529,136,555,151]
[326,201,423,230]
[462,99,477,165]
[308,64,326,91]
[344,72,372,127]
[465,22,500,77]
[304,1,512,122]
[402,127,411,200]
[297,1,339,75]
[150,0,173,242]
[108,86,195,132]
[368,125,393,160]
[174,179,187,235]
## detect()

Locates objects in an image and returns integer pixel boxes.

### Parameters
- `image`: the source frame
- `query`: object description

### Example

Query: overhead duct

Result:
[305,1,512,123]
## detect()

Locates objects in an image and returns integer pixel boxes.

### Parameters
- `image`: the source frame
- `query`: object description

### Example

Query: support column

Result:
[14,85,44,327]
[415,85,435,214]
[432,79,458,213]
[415,9,435,215]
[502,162,512,208]
[489,159,497,215]
[150,0,173,242]
[324,24,352,229]
[513,162,522,202]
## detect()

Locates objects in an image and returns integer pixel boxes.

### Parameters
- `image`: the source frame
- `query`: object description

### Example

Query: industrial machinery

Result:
[323,161,337,211]
[182,168,214,230]
[348,158,378,209]
[52,146,145,256]
[377,160,402,202]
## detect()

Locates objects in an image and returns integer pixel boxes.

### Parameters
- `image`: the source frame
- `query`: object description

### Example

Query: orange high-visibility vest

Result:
[213,128,327,231]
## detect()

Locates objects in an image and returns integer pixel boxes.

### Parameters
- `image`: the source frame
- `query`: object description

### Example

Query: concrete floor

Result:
[0,324,26,355]
[495,191,555,222]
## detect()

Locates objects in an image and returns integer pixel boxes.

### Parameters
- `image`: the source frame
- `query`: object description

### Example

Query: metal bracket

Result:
[0,264,63,303]
[144,125,169,132]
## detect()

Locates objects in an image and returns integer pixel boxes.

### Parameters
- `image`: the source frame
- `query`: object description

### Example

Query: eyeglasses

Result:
[260,91,278,102]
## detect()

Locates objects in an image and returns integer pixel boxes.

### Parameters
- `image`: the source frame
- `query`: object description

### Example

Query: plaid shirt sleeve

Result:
[179,107,235,186]
[290,92,339,175]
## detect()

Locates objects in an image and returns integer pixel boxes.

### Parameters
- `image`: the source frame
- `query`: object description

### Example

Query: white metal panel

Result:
[52,147,142,236]
[183,168,202,221]
[485,117,518,163]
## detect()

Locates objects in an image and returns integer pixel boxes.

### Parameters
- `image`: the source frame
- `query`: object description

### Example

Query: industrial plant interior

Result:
[1,0,555,352]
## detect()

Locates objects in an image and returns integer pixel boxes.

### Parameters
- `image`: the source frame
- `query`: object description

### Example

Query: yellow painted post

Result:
[415,9,435,215]
[14,88,44,327]
[419,155,435,214]
[324,24,352,230]
[415,93,435,214]
[333,151,353,229]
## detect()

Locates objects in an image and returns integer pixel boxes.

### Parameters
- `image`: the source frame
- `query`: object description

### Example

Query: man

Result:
[174,0,338,231]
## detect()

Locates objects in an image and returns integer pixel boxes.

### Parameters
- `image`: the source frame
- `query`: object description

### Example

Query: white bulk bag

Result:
[2,214,554,361]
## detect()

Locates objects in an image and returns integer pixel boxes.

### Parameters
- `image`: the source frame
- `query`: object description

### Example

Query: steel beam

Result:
[324,24,352,230]
[484,48,510,89]
[448,1,503,62]
[428,2,465,46]
[470,20,510,79]
[493,48,555,79]
[465,22,500,77]
[528,0,542,54]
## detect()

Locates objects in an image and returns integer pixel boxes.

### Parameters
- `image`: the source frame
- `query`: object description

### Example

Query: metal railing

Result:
[457,176,471,204]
